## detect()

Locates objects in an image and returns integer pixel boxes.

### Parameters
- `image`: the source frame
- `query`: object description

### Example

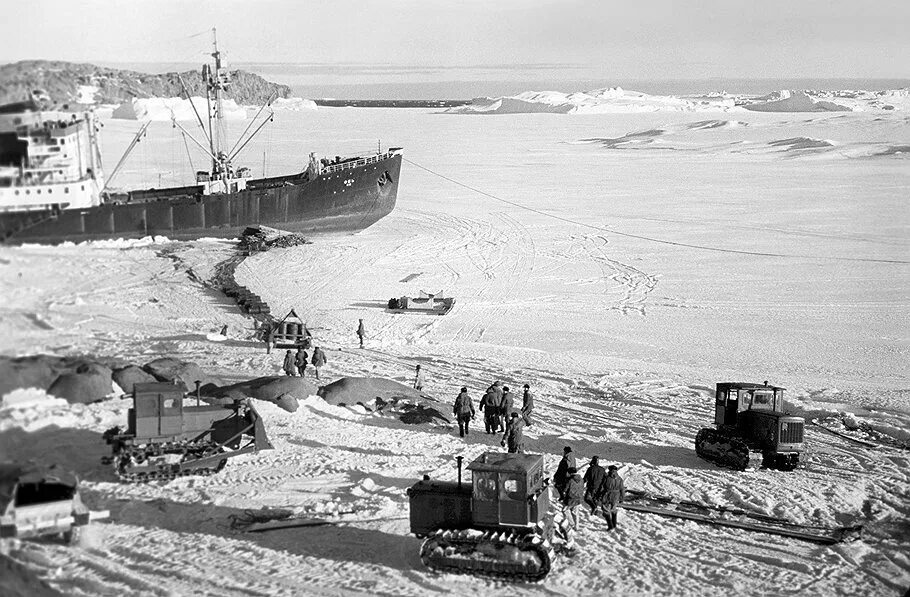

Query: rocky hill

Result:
[0,60,291,106]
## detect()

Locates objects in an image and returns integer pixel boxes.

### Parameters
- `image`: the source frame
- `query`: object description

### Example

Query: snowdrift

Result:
[112,96,247,121]
[271,97,317,111]
[448,87,910,115]
[743,90,851,112]
[448,87,736,114]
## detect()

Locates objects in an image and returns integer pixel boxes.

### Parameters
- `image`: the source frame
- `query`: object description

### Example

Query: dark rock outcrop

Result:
[142,357,222,389]
[112,365,157,394]
[318,377,450,424]
[0,60,292,106]
[47,364,113,404]
[204,376,315,413]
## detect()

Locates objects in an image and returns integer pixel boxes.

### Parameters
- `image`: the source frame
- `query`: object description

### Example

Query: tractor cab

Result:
[714,382,785,427]
[467,452,549,528]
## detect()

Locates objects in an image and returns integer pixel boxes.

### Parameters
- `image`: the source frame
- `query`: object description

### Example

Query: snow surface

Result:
[1,101,908,596]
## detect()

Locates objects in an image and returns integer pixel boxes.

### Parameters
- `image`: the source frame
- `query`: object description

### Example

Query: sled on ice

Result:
[388,291,455,316]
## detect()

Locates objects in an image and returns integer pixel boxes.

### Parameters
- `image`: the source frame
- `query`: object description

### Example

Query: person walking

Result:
[561,467,585,547]
[554,446,577,502]
[413,364,425,390]
[500,412,525,453]
[486,381,504,432]
[453,387,475,438]
[294,347,308,378]
[479,386,499,434]
[356,319,366,348]
[521,383,534,426]
[583,456,607,514]
[282,350,296,376]
[602,465,626,531]
[264,322,275,354]
[310,345,327,379]
[499,386,514,430]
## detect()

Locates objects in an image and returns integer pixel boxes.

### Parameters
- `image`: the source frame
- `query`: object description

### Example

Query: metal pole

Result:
[456,455,464,489]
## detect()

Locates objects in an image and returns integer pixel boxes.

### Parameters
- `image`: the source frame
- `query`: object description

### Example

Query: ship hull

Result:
[0,153,401,245]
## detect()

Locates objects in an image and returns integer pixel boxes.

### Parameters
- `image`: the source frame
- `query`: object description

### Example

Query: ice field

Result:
[1,97,908,595]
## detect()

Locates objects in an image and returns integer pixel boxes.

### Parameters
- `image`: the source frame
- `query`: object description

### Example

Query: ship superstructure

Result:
[0,101,104,217]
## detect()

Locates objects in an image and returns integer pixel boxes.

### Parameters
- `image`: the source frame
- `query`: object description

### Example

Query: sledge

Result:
[621,490,861,545]
[264,309,312,349]
[388,291,455,315]
[244,517,337,532]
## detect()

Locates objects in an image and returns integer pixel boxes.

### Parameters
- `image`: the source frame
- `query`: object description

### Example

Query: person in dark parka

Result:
[561,467,585,545]
[479,386,499,434]
[583,456,607,514]
[294,347,308,377]
[413,364,425,390]
[500,412,524,453]
[602,465,626,530]
[499,385,514,429]
[521,383,534,426]
[282,350,296,376]
[310,346,327,379]
[486,381,504,431]
[356,319,366,348]
[553,446,577,501]
[453,387,475,437]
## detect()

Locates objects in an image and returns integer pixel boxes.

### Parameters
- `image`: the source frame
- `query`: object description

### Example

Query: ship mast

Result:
[206,27,230,186]
[169,28,275,194]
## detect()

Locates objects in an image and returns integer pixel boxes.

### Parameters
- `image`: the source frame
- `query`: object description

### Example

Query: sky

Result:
[4,0,910,80]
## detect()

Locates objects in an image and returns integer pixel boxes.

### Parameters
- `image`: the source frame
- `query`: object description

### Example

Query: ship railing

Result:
[322,151,397,175]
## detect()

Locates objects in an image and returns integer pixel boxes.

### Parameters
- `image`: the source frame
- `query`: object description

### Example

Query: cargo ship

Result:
[0,32,401,245]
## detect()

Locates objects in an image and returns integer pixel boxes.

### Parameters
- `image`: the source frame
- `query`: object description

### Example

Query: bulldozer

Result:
[695,382,805,471]
[407,452,557,582]
[103,382,272,483]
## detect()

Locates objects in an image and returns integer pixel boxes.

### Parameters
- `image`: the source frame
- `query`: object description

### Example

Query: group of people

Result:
[450,382,535,450]
[554,446,626,538]
[282,345,328,379]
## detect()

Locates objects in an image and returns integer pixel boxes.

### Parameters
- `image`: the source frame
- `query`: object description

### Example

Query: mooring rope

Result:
[404,158,909,265]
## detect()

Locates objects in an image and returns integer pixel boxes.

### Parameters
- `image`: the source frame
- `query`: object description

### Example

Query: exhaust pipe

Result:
[456,455,464,489]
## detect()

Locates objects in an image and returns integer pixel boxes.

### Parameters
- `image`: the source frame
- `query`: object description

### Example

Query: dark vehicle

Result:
[695,382,805,470]
[407,452,556,582]
[0,463,108,543]
[103,382,272,482]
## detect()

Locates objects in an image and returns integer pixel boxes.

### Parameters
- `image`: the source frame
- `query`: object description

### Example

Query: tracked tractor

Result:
[408,452,557,582]
[695,382,805,471]
[103,382,272,483]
